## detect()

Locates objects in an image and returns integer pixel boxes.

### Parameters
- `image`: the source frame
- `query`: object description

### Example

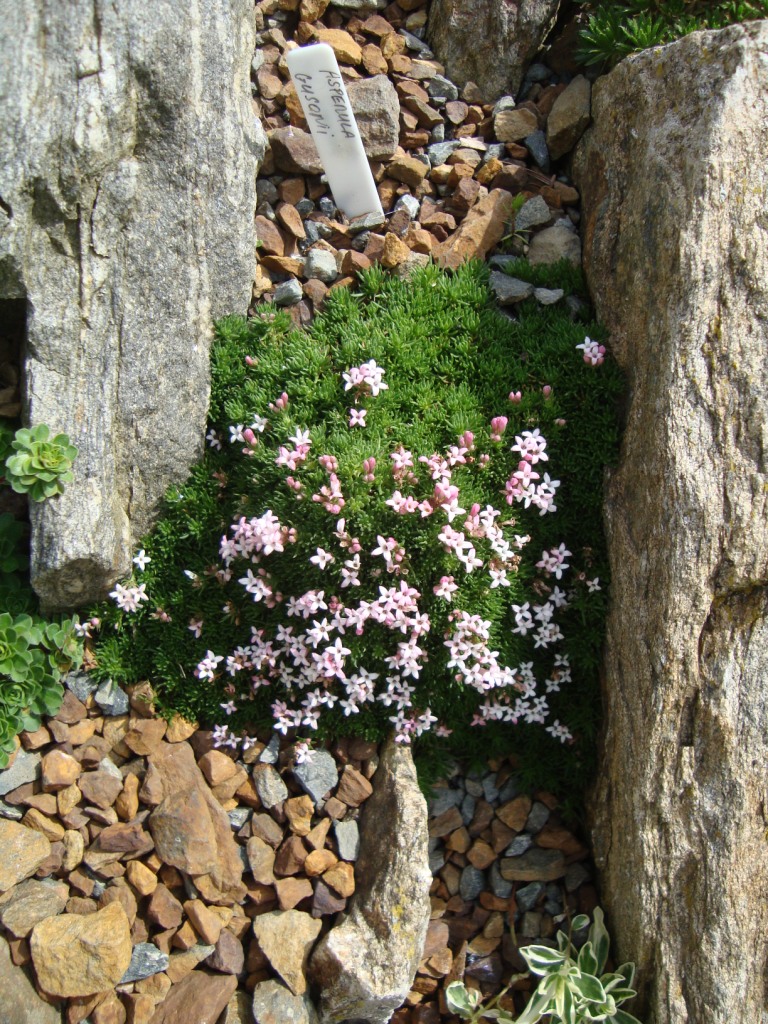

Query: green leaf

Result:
[445,981,481,1018]
[578,940,598,976]
[570,971,607,1003]
[515,989,554,1024]
[589,907,611,975]
[521,945,570,975]
[607,1010,644,1024]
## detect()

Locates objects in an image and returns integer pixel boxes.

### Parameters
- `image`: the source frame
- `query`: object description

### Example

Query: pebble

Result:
[490,273,534,305]
[516,881,545,912]
[504,834,533,857]
[534,286,564,305]
[259,734,281,764]
[565,862,591,893]
[304,248,338,283]
[524,130,551,173]
[481,774,499,804]
[333,818,360,861]
[64,669,100,702]
[460,793,476,825]
[119,943,170,984]
[515,195,552,232]
[292,749,339,805]
[0,750,41,797]
[525,801,551,834]
[95,679,130,716]
[273,279,303,306]
[459,865,485,901]
[428,787,462,818]
[488,861,513,899]
[253,764,289,806]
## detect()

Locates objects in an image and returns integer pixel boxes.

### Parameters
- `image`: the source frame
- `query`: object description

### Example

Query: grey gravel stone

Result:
[516,881,545,912]
[304,249,338,284]
[460,865,485,901]
[304,221,322,245]
[464,777,483,798]
[460,793,476,825]
[481,774,499,804]
[427,140,462,165]
[429,842,446,874]
[252,979,318,1024]
[119,943,170,984]
[429,787,463,817]
[525,801,551,834]
[490,272,534,305]
[428,74,459,102]
[525,63,553,84]
[514,195,551,232]
[524,129,550,173]
[317,197,336,218]
[295,198,314,216]
[487,254,518,270]
[489,861,513,899]
[497,775,522,803]
[91,880,106,898]
[292,749,338,805]
[333,818,360,861]
[564,863,591,893]
[257,180,279,206]
[520,911,543,937]
[274,279,303,306]
[492,96,517,115]
[544,899,563,916]
[0,800,23,821]
[98,757,123,781]
[0,750,41,797]
[565,294,591,321]
[259,734,281,765]
[534,287,564,305]
[430,124,445,143]
[94,678,130,716]
[228,807,251,831]
[399,28,433,57]
[64,670,100,702]
[253,765,288,808]
[394,194,420,220]
[504,834,533,857]
[482,143,507,163]
[349,210,387,234]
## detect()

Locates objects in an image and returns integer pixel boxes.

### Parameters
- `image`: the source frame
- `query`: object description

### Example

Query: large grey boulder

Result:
[308,736,431,1024]
[573,23,768,1024]
[0,0,265,609]
[427,0,561,101]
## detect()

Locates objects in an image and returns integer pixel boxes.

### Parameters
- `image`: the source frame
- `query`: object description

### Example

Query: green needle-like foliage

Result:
[89,261,623,804]
[575,0,768,68]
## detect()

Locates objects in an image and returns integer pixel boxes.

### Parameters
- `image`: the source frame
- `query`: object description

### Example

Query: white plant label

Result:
[286,43,384,220]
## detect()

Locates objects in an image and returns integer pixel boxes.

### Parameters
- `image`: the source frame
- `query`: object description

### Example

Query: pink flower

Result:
[349,408,367,427]
[490,416,508,442]
[433,575,458,601]
[188,617,203,639]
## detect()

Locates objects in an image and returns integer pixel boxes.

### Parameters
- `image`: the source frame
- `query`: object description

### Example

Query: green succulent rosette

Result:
[4,424,78,501]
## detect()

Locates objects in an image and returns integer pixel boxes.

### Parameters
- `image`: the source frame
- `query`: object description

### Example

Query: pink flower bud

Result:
[460,430,474,450]
[508,391,522,403]
[242,428,256,446]
[245,355,257,367]
[555,418,567,427]
[470,503,481,517]
[542,385,552,398]
[490,416,508,441]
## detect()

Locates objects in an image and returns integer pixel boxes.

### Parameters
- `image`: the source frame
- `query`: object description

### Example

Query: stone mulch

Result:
[248,0,589,323]
[0,674,595,1024]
